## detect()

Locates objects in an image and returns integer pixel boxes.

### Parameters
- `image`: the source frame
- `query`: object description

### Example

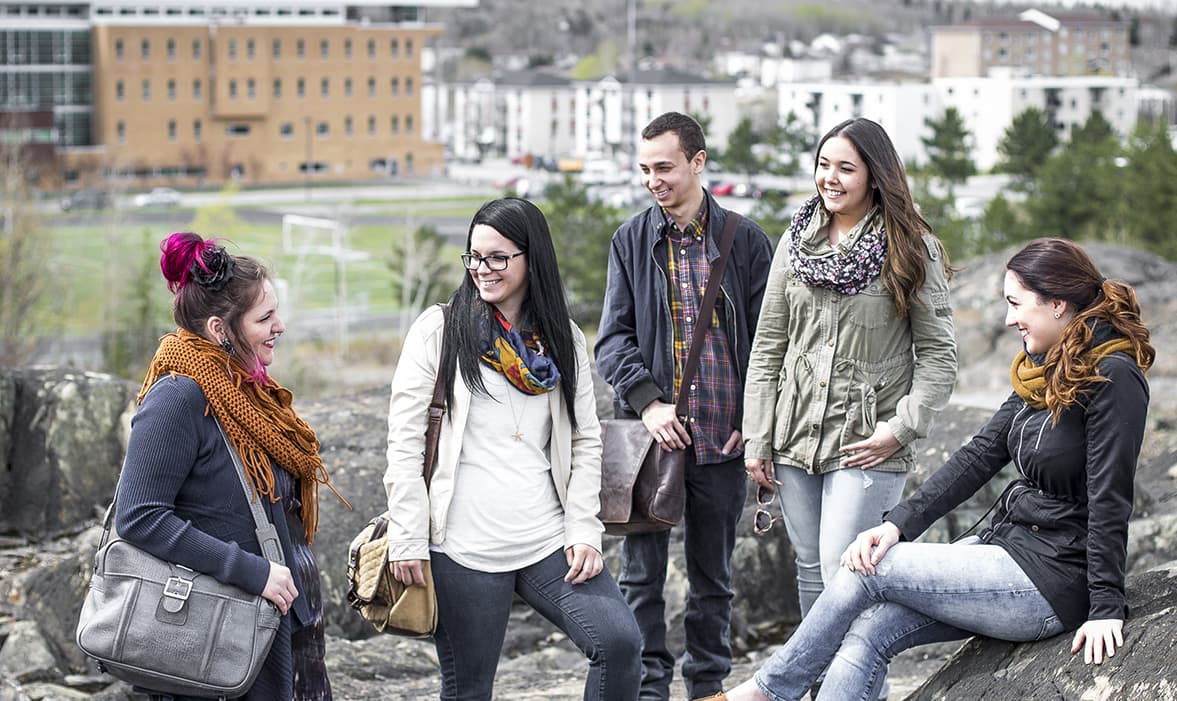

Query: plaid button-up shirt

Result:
[663,203,740,465]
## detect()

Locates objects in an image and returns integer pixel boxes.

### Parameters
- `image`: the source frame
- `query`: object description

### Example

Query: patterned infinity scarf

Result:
[137,329,348,542]
[1009,337,1135,409]
[479,310,561,394]
[787,194,887,296]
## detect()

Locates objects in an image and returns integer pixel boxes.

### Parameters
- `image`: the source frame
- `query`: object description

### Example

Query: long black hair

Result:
[441,197,581,427]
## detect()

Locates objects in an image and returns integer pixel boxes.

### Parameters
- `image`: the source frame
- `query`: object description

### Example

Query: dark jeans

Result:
[431,548,642,701]
[619,457,747,700]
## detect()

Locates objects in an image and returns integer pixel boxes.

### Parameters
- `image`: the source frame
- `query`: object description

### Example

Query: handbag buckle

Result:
[164,576,193,602]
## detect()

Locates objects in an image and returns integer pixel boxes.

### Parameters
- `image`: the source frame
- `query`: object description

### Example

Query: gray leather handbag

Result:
[76,422,284,698]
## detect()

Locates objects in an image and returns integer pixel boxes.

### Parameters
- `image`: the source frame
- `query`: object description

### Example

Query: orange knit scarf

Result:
[137,329,347,543]
[1009,337,1135,410]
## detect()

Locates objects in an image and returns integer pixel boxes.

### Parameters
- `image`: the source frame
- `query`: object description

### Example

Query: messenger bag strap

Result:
[423,303,451,490]
[674,211,742,415]
[216,420,286,566]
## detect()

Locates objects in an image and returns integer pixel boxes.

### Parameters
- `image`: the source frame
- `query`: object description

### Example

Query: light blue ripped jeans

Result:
[752,537,1065,701]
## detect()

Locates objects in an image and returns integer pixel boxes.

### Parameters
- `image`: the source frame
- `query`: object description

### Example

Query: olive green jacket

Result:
[742,211,957,474]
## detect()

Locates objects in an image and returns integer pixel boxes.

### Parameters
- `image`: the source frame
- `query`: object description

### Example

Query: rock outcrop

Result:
[908,560,1177,701]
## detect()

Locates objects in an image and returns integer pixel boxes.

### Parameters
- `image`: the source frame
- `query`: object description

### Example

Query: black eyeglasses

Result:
[753,484,784,535]
[460,251,525,271]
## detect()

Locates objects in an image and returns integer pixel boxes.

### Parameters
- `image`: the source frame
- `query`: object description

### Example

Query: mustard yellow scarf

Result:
[1009,337,1135,410]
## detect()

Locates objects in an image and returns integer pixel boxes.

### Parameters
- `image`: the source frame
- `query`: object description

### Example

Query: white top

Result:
[435,365,564,572]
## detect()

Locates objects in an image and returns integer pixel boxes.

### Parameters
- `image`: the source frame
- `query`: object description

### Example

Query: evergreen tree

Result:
[921,107,976,189]
[995,107,1058,190]
[1025,112,1122,242]
[1120,121,1177,259]
[540,176,626,324]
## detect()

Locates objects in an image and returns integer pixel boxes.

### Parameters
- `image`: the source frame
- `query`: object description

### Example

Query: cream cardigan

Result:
[383,305,605,562]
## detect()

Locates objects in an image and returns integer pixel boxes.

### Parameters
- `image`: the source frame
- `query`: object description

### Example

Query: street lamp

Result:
[304,116,311,201]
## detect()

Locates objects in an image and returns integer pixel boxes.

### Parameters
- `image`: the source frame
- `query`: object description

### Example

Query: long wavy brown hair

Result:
[1006,238,1154,419]
[815,118,953,318]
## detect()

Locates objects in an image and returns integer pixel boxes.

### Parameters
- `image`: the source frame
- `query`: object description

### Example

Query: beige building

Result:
[932,9,1129,79]
[1,1,474,189]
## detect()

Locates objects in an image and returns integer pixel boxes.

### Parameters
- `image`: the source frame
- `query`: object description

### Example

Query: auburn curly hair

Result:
[1006,238,1154,419]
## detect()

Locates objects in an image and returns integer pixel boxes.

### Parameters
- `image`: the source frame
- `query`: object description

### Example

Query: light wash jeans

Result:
[431,548,642,701]
[774,464,908,616]
[752,538,1065,701]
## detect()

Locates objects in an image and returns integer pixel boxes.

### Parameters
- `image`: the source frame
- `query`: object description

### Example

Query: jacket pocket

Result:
[771,365,796,453]
[846,280,898,330]
[840,381,877,445]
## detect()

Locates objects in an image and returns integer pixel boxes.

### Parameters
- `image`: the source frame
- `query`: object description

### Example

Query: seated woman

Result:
[705,237,1153,701]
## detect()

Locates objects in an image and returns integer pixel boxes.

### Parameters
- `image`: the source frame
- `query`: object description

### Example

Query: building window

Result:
[247,78,256,99]
[194,119,202,142]
[316,121,329,136]
[115,39,124,59]
[345,116,353,135]
[273,79,282,98]
[406,115,413,134]
[193,79,202,100]
[273,38,281,58]
[117,120,125,143]
[247,38,255,60]
[167,79,176,100]
[142,79,151,100]
[344,39,352,59]
[368,115,375,134]
[297,39,305,58]
[320,39,328,59]
[367,77,375,96]
[116,80,124,101]
[167,38,175,59]
[280,122,293,137]
[406,38,413,57]
[193,38,202,60]
[406,78,413,96]
[390,38,399,57]
[391,77,399,96]
[321,78,329,97]
[297,78,306,97]
[367,38,375,58]
[345,78,352,96]
[391,115,399,133]
[141,38,150,59]
[226,124,251,137]
[229,79,237,99]
[168,119,176,142]
[228,38,237,59]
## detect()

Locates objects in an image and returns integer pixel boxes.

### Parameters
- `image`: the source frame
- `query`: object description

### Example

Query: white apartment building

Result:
[423,67,739,162]
[778,81,939,166]
[935,73,1137,170]
[779,73,1139,172]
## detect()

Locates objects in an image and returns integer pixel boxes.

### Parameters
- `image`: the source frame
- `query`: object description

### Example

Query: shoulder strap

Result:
[423,303,450,489]
[216,421,286,566]
[675,211,742,413]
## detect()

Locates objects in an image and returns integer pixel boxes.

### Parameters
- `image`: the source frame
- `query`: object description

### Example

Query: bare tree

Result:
[388,223,461,335]
[0,143,49,366]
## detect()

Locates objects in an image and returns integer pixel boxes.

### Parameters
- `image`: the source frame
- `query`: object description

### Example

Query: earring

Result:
[1053,312,1062,319]
[220,337,235,355]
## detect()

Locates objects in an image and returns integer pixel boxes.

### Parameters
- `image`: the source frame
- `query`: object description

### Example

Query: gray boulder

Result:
[0,368,135,538]
[906,560,1177,701]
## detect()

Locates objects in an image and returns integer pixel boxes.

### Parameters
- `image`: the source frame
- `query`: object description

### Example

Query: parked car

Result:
[709,181,735,196]
[59,189,111,212]
[133,187,182,208]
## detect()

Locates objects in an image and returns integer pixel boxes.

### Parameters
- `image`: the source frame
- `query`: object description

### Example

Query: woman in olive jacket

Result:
[704,237,1153,701]
[742,118,958,626]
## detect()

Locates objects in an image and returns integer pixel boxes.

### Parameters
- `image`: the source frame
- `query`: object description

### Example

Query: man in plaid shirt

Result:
[596,112,773,701]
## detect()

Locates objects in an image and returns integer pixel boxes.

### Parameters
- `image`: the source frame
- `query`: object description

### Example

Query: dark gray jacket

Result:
[887,324,1148,629]
[594,190,773,422]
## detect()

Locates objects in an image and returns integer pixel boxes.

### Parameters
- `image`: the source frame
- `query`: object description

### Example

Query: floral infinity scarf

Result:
[787,195,887,296]
[479,311,561,394]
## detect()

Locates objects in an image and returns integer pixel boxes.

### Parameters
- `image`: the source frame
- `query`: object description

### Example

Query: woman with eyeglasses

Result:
[740,118,957,698]
[382,197,641,701]
[703,237,1153,701]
